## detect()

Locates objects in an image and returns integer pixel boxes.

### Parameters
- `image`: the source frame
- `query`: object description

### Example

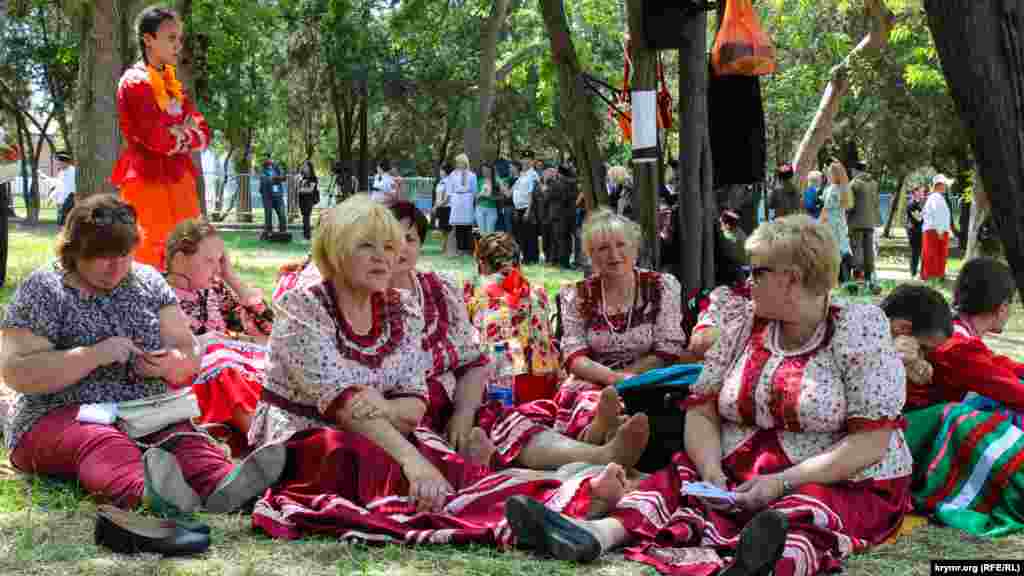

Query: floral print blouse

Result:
[248,278,431,447]
[687,298,912,482]
[463,268,560,377]
[559,269,686,371]
[172,277,273,338]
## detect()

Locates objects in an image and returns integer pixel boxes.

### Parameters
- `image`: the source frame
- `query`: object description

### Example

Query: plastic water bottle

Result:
[488,342,515,407]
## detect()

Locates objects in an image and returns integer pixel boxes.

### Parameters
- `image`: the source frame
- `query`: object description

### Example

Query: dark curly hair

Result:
[475,232,521,272]
[56,194,140,272]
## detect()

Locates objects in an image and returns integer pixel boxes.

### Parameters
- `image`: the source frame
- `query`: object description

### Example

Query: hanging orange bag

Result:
[712,0,776,76]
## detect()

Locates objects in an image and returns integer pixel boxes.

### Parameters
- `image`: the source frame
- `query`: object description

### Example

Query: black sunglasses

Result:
[91,206,136,227]
[742,265,776,283]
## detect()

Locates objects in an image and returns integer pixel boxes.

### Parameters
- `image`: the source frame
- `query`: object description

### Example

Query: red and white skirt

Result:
[189,339,265,429]
[611,429,911,576]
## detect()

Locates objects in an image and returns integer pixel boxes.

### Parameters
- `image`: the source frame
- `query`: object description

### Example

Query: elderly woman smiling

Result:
[554,208,687,446]
[506,215,912,576]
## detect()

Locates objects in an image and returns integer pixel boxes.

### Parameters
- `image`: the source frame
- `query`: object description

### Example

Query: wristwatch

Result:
[780,477,795,496]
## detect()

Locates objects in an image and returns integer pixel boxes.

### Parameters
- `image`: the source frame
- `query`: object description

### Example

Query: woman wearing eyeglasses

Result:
[506,215,911,576]
[0,194,282,515]
[554,209,687,446]
[112,7,210,269]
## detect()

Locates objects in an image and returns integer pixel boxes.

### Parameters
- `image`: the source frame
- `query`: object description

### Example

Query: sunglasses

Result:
[743,265,776,285]
[90,206,136,227]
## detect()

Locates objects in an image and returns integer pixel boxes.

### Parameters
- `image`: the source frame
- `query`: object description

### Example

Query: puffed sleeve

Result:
[0,268,62,342]
[651,272,687,360]
[435,273,489,377]
[181,96,210,152]
[116,68,181,156]
[684,303,754,408]
[694,285,748,333]
[269,286,361,418]
[835,304,907,432]
[558,282,591,370]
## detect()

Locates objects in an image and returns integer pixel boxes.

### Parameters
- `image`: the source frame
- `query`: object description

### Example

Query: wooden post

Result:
[678,9,711,292]
[625,0,660,269]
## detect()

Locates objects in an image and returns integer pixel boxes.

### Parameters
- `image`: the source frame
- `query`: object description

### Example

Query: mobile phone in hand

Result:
[146,348,169,358]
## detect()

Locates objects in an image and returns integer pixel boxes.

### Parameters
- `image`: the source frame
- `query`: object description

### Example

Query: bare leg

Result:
[582,387,622,445]
[514,414,649,470]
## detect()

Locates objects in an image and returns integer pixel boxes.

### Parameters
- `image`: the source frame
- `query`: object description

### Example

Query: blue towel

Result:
[615,364,703,393]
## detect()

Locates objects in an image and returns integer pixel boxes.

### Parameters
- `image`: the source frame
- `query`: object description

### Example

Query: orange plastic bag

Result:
[712,0,776,76]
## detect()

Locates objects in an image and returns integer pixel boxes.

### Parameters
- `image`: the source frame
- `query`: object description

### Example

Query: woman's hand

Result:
[688,328,720,357]
[446,408,476,453]
[733,474,785,511]
[402,456,454,513]
[92,337,143,367]
[133,348,191,384]
[347,387,393,423]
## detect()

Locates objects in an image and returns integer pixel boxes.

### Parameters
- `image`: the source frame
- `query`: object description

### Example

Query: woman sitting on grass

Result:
[247,195,639,544]
[505,215,912,576]
[0,194,282,515]
[164,218,274,455]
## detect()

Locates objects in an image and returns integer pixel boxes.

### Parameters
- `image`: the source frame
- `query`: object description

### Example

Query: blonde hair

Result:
[455,153,470,187]
[312,194,404,281]
[607,165,629,186]
[581,208,642,259]
[745,214,839,296]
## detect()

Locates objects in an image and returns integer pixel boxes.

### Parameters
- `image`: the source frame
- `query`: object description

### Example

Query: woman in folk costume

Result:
[113,7,210,269]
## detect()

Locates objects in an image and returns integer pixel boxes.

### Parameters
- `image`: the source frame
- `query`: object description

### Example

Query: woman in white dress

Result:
[446,153,477,255]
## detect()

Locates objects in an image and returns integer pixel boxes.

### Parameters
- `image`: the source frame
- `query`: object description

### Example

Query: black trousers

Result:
[454,225,474,253]
[513,209,539,264]
[907,226,923,277]
[261,192,287,233]
[852,228,875,282]
[299,193,318,239]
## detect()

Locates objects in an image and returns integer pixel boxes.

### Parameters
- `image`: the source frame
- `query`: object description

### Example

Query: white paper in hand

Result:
[682,481,738,505]
[77,403,118,425]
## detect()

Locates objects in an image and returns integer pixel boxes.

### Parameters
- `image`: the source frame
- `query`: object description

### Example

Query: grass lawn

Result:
[2,224,1023,575]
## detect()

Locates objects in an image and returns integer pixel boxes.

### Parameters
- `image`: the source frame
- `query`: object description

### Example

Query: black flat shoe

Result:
[505,495,602,563]
[720,510,789,576]
[95,505,210,557]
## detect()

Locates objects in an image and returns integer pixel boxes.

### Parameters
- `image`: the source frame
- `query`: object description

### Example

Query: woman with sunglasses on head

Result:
[112,6,210,269]
[164,218,274,456]
[506,215,911,576]
[0,194,283,517]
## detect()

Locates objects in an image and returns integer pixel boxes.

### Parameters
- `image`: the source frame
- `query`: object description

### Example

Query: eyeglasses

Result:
[91,206,136,226]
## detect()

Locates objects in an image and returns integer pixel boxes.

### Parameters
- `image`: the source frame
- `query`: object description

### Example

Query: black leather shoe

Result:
[720,510,789,576]
[95,505,210,557]
[505,495,602,563]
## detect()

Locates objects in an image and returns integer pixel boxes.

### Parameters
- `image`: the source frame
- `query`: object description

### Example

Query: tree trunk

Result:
[235,127,254,222]
[678,10,713,292]
[175,0,205,216]
[538,0,606,209]
[882,173,907,237]
[464,0,512,167]
[925,0,1024,298]
[625,0,659,269]
[790,0,895,188]
[75,1,128,200]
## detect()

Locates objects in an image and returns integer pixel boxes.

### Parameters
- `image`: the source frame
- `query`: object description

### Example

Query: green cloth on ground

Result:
[905,403,1024,537]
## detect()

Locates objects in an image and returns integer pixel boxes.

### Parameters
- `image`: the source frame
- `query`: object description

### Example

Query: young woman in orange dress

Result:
[112,7,209,269]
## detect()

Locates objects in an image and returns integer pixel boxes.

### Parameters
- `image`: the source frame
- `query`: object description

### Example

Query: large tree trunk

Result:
[966,164,992,260]
[678,11,715,292]
[538,0,606,209]
[464,0,512,166]
[75,1,132,200]
[925,1,1024,297]
[175,0,205,216]
[791,0,895,188]
[625,0,659,268]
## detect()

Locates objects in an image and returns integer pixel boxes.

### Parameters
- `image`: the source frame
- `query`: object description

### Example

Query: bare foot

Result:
[460,427,496,467]
[591,463,627,504]
[583,387,622,445]
[604,413,650,469]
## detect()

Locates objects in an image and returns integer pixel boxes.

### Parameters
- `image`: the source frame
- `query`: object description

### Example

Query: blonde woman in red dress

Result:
[113,7,209,269]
